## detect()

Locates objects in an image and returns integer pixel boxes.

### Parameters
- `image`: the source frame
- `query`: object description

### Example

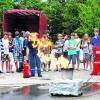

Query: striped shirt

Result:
[0,38,9,54]
[0,39,4,53]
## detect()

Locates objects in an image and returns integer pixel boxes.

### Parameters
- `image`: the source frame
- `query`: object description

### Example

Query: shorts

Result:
[1,54,9,62]
[63,51,68,58]
[24,56,28,62]
[76,51,80,57]
[83,53,89,61]
[55,53,62,58]
[68,54,76,64]
[9,52,14,64]
[14,54,24,62]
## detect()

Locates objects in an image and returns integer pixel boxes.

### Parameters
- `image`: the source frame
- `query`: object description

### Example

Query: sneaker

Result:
[0,71,3,73]
[38,75,42,77]
[30,75,35,77]
[16,69,20,72]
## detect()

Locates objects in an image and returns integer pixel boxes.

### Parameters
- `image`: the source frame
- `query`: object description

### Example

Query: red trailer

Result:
[2,9,47,35]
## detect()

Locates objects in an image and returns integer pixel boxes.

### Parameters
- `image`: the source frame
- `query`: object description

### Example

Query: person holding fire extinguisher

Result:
[26,33,42,77]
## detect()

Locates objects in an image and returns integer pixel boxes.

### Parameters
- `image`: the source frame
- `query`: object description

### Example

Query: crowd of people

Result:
[55,28,100,71]
[0,28,100,77]
[0,31,27,73]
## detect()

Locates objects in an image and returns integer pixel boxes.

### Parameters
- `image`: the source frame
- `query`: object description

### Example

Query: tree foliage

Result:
[75,0,100,36]
[0,0,99,38]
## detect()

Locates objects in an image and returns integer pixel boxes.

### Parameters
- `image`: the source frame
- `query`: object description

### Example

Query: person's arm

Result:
[68,40,77,49]
[55,41,63,48]
[81,41,88,48]
[90,37,94,46]
[9,40,14,49]
[63,40,68,51]
[26,47,29,61]
[12,39,15,48]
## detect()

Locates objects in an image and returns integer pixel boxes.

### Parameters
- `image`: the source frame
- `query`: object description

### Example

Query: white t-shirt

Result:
[75,38,81,51]
[63,40,68,52]
[2,38,9,54]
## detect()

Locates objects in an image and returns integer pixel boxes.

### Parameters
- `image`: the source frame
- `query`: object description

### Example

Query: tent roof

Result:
[4,9,42,16]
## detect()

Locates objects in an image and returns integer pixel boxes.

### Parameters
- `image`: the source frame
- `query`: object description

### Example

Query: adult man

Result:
[91,28,100,47]
[27,33,42,77]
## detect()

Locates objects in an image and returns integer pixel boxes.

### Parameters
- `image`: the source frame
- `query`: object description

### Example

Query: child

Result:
[67,33,77,69]
[81,34,90,70]
[55,34,64,71]
[63,34,69,58]
[8,33,15,73]
[13,31,23,72]
[75,33,81,70]
[1,33,10,73]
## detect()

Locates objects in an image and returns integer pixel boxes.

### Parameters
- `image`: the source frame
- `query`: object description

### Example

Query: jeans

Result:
[29,53,41,76]
[68,54,76,64]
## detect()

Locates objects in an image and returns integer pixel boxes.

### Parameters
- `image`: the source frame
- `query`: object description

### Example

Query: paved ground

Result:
[0,69,100,87]
[0,69,100,100]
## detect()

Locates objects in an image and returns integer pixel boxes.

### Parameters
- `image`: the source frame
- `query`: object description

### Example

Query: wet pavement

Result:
[0,83,100,100]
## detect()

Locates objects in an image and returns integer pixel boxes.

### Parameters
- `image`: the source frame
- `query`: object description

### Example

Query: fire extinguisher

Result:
[23,62,30,78]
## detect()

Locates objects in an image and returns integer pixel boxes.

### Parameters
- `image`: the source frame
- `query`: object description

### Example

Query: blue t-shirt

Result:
[26,40,38,55]
[91,35,100,47]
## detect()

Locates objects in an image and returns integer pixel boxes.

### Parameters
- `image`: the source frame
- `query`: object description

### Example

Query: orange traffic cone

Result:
[23,62,30,78]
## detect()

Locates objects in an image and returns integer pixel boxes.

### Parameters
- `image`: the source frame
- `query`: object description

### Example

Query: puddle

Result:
[82,82,100,96]
[0,83,100,100]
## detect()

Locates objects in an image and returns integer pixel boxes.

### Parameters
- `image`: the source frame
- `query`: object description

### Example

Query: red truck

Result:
[2,9,47,34]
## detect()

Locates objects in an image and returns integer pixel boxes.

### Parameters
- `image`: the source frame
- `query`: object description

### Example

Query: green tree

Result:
[0,0,99,39]
[0,0,13,32]
[75,0,100,36]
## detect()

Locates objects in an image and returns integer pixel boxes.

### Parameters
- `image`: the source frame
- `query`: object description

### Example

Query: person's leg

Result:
[48,61,51,71]
[76,51,80,70]
[7,54,10,73]
[83,53,86,70]
[6,61,9,73]
[63,51,68,58]
[55,53,59,71]
[1,61,4,72]
[5,57,10,73]
[68,55,72,68]
[58,54,62,71]
[35,55,42,76]
[1,54,5,72]
[15,61,19,72]
[68,55,71,65]
[89,55,93,71]
[72,55,76,69]
[85,53,89,70]
[29,53,35,76]
[19,54,24,72]
[14,56,19,72]
[9,53,14,72]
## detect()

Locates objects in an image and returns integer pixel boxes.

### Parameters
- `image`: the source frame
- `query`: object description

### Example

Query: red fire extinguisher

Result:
[23,62,30,78]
